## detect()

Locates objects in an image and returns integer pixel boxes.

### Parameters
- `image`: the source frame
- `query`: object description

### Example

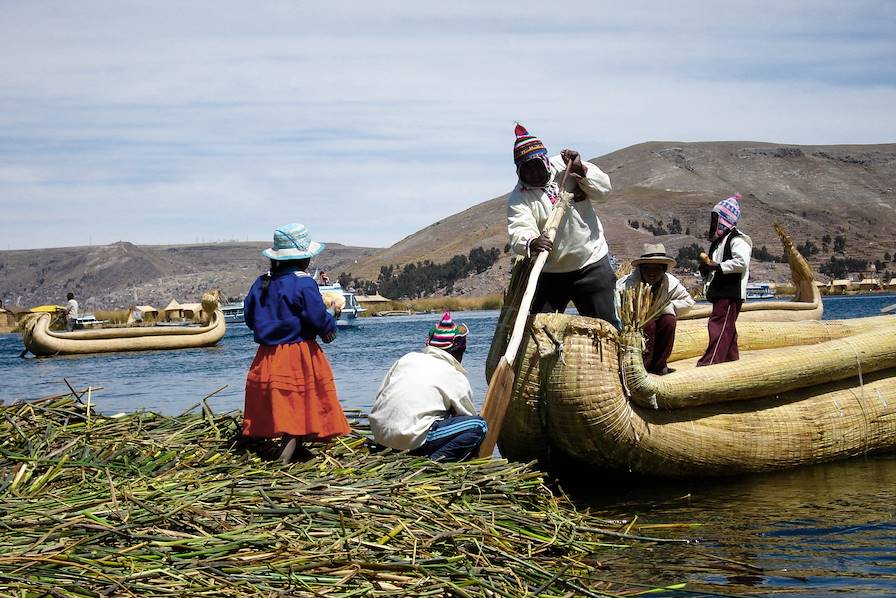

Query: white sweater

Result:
[617,270,696,317]
[507,155,612,274]
[369,346,476,450]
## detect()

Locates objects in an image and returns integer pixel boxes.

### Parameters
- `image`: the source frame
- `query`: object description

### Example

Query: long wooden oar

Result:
[477,165,576,458]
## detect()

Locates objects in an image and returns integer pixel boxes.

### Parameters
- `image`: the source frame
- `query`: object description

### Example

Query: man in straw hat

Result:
[369,311,488,462]
[507,123,619,328]
[697,193,753,366]
[618,243,695,375]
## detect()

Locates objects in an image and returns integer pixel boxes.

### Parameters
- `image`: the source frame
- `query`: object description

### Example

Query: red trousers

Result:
[642,313,677,374]
[697,298,744,366]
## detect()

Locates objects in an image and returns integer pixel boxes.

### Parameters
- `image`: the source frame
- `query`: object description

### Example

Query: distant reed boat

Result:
[21,293,225,356]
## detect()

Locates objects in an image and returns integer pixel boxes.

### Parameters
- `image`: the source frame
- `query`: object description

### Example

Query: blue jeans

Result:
[412,415,488,462]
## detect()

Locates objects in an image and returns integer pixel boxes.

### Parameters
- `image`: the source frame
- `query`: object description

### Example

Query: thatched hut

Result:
[180,303,204,320]
[355,293,392,304]
[162,299,184,321]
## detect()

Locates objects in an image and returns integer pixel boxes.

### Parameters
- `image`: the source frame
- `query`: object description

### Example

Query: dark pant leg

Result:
[697,298,741,366]
[569,256,619,329]
[647,314,678,374]
[531,271,573,314]
[643,314,677,373]
[412,416,489,462]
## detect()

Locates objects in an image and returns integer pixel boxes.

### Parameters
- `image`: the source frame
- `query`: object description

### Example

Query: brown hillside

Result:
[2,141,894,309]
[0,241,378,310]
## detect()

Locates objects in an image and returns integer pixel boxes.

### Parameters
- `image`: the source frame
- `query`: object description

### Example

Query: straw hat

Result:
[631,243,676,268]
[262,223,324,260]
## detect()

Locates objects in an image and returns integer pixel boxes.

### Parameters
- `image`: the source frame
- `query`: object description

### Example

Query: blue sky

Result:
[1,1,894,250]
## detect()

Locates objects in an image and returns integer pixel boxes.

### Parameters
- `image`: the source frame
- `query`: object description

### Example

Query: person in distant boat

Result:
[242,223,350,464]
[697,194,753,366]
[369,311,488,462]
[617,243,695,375]
[506,123,618,328]
[64,292,79,331]
[318,270,330,285]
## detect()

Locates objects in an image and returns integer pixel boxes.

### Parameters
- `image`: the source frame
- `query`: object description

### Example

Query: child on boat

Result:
[242,223,350,463]
[697,194,753,366]
[369,312,488,461]
[617,243,695,374]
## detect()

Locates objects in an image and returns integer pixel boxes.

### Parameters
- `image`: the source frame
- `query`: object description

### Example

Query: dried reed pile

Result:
[0,392,689,597]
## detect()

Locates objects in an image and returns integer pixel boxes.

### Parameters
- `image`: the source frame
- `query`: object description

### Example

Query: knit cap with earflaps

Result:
[427,311,469,351]
[712,193,742,238]
[513,123,548,168]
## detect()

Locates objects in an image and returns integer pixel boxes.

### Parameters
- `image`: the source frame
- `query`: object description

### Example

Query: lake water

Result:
[2,293,895,596]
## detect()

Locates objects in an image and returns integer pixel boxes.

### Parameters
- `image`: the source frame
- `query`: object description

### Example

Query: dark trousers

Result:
[531,255,619,329]
[697,298,743,366]
[642,313,677,374]
[411,415,488,462]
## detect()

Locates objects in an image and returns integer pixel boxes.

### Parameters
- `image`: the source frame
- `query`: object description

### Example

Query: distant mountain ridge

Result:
[1,141,893,309]
[343,140,896,295]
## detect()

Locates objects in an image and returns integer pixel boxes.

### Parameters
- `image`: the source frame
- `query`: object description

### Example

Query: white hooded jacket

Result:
[369,346,476,450]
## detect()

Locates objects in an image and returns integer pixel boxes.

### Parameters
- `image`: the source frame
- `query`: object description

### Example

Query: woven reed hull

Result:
[22,311,226,356]
[498,313,896,476]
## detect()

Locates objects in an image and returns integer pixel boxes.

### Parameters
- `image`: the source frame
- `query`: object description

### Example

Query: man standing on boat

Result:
[506,123,618,328]
[64,292,79,331]
[369,312,488,461]
[697,193,753,366]
[617,243,695,374]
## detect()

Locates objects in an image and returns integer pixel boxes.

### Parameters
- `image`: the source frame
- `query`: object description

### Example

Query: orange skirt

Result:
[243,340,350,441]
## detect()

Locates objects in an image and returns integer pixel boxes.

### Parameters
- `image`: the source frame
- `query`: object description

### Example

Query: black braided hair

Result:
[260,259,312,300]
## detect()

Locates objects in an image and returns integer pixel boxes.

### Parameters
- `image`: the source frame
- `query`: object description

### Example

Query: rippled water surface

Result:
[2,293,895,596]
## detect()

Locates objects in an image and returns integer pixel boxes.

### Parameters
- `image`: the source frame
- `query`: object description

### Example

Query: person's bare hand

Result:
[321,330,337,343]
[698,260,721,277]
[529,233,553,254]
[560,149,586,177]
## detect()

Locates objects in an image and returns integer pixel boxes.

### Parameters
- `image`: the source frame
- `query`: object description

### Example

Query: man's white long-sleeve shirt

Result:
[507,155,612,274]
[369,346,476,451]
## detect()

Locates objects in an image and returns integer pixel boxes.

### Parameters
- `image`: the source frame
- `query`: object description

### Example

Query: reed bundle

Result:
[618,284,667,334]
[0,392,689,597]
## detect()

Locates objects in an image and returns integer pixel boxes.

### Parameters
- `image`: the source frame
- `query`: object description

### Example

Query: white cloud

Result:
[0,0,893,249]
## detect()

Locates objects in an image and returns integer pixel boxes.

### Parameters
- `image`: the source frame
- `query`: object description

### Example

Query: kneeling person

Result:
[370,312,487,462]
[617,243,695,375]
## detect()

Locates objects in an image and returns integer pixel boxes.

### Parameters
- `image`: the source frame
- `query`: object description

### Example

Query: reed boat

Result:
[485,226,895,476]
[490,312,896,476]
[21,295,225,356]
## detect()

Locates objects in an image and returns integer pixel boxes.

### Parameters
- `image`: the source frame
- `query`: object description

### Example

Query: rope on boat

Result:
[541,326,565,366]
[841,336,871,457]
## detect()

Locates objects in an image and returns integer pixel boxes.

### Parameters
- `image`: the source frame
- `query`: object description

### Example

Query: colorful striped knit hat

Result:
[712,193,742,237]
[513,123,547,167]
[427,311,469,351]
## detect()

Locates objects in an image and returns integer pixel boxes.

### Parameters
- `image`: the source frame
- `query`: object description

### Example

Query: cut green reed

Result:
[1,391,703,597]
